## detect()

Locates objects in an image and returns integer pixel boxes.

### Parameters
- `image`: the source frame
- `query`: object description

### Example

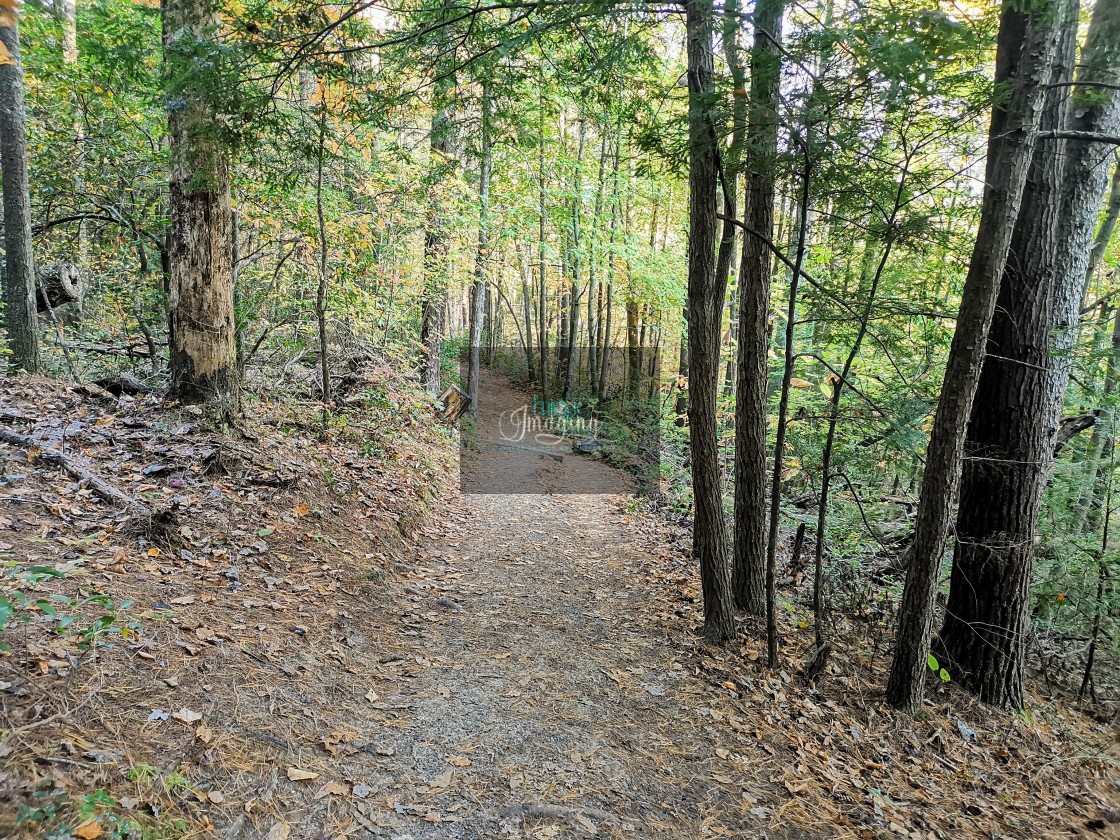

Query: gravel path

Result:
[348,373,803,839]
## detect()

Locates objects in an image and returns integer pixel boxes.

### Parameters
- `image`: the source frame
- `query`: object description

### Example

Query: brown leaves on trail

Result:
[0,374,457,839]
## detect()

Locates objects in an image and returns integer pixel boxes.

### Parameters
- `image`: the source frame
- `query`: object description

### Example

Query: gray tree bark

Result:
[685,0,736,642]
[937,6,1080,709]
[0,4,41,373]
[733,0,786,617]
[886,0,1066,713]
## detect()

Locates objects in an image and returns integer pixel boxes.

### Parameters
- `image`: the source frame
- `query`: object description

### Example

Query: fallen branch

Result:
[0,426,172,533]
[1054,411,1100,456]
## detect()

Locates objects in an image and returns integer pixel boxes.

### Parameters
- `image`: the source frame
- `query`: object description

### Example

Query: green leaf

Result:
[258,528,274,537]
[35,600,58,618]
[927,654,939,671]
[939,668,951,682]
[27,566,65,578]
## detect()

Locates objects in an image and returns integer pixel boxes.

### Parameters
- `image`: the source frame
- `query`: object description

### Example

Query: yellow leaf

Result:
[75,821,103,839]
[286,767,319,781]
[789,378,814,388]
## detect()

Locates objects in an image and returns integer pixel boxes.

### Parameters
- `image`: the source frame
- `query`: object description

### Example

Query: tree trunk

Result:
[314,87,331,408]
[886,0,1066,713]
[0,4,40,373]
[588,132,608,397]
[732,0,785,616]
[939,0,1118,709]
[685,0,736,643]
[675,304,689,425]
[468,84,492,419]
[626,299,641,403]
[764,151,811,667]
[563,119,585,399]
[56,0,87,265]
[420,12,455,397]
[164,0,237,407]
[1085,156,1120,289]
[538,89,550,406]
[519,247,536,383]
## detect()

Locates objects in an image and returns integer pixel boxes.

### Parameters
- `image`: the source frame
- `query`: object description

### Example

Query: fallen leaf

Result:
[314,781,349,799]
[364,688,379,703]
[446,754,471,767]
[286,767,319,781]
[208,790,225,804]
[75,821,102,839]
[267,824,290,840]
[172,708,202,724]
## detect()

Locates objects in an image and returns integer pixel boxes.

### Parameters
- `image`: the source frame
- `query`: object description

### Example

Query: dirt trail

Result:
[354,372,795,838]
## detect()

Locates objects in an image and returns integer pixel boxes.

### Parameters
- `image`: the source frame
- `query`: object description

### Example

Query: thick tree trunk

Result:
[685,0,736,642]
[0,4,40,373]
[937,15,1077,709]
[163,0,238,407]
[941,0,1118,709]
[468,85,492,419]
[732,0,785,616]
[886,0,1066,713]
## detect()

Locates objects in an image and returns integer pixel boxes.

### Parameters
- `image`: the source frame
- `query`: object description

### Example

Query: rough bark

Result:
[937,12,1077,709]
[939,0,1119,709]
[0,2,40,373]
[886,0,1065,713]
[732,0,785,616]
[685,0,736,642]
[164,0,238,408]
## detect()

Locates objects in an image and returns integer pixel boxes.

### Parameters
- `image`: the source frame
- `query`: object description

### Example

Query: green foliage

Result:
[0,561,147,655]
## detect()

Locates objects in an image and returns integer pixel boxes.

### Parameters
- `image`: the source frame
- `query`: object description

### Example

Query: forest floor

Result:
[0,369,1117,840]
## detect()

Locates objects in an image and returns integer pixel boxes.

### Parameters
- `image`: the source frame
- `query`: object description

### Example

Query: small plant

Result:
[927,653,951,683]
[1,562,142,655]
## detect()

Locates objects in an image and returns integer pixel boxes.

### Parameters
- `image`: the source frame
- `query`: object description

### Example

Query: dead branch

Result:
[1054,411,1100,455]
[0,426,173,534]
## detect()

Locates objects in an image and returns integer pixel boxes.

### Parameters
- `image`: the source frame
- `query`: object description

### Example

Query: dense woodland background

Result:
[1,0,1119,756]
